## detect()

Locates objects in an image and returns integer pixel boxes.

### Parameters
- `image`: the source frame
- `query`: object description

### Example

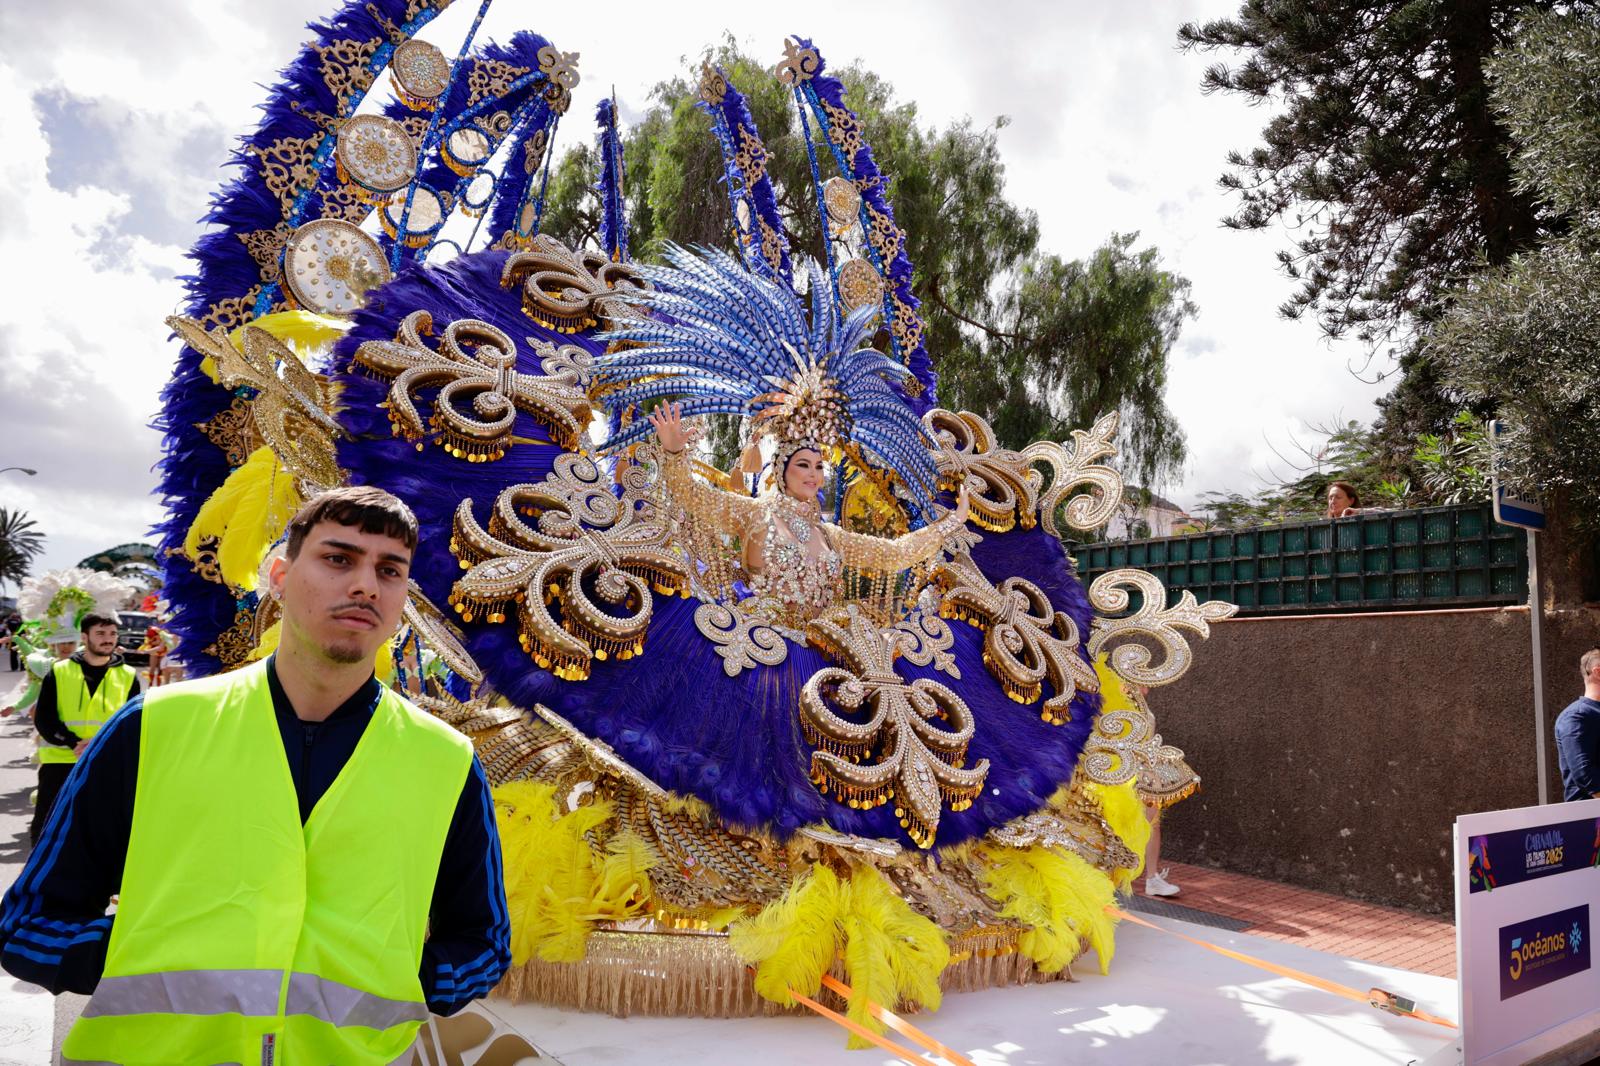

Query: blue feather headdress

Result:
[594,244,940,517]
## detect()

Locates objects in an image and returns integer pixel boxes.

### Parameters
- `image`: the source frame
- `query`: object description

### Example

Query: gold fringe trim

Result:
[492,927,1077,1018]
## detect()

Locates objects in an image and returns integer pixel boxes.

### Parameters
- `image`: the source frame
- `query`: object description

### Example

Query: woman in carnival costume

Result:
[137,2,1232,1047]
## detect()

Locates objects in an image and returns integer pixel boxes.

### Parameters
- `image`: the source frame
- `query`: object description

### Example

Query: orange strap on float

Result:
[784,984,936,1065]
[819,973,978,1066]
[1110,906,1457,1030]
[753,965,977,1066]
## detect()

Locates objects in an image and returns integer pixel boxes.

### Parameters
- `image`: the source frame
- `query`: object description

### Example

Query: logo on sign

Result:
[1467,817,1600,893]
[1500,905,1590,1000]
[1525,828,1565,873]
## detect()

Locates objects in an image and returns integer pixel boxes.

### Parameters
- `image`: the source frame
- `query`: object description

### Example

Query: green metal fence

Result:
[1073,502,1528,615]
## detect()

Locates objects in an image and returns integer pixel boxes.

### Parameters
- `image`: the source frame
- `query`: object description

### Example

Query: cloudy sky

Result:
[0,0,1387,574]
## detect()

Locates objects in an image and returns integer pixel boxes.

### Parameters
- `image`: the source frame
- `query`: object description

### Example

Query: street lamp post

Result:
[0,468,37,477]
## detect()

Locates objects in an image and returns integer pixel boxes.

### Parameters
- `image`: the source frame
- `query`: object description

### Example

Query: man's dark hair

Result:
[284,486,419,559]
[79,612,118,633]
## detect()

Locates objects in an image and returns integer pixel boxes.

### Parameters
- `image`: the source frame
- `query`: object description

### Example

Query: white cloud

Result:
[1,0,1389,577]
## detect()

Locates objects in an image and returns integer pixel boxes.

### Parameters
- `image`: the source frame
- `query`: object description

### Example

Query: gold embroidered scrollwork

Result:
[195,398,263,468]
[922,409,1039,533]
[525,335,595,390]
[694,603,788,677]
[1103,683,1200,806]
[315,36,382,114]
[1022,410,1123,536]
[466,59,527,105]
[536,44,580,113]
[500,235,652,333]
[935,554,1098,725]
[801,605,989,847]
[351,309,591,456]
[448,454,689,682]
[166,316,344,490]
[1085,568,1237,687]
[774,38,821,86]
[168,536,223,586]
[237,224,292,285]
[697,62,728,106]
[249,134,325,217]
[892,610,959,679]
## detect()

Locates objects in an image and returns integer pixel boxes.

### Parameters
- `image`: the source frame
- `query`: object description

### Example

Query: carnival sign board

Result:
[1456,798,1600,1065]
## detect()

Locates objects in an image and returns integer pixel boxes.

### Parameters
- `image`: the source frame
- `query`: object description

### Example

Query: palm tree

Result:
[0,508,45,599]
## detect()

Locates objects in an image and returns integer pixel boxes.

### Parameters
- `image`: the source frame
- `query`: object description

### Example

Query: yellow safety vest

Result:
[62,660,473,1065]
[40,659,136,765]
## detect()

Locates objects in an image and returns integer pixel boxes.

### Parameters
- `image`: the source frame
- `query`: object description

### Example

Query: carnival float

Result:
[152,0,1233,1046]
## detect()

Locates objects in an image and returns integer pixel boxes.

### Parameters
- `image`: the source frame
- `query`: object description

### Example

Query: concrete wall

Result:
[1153,605,1600,915]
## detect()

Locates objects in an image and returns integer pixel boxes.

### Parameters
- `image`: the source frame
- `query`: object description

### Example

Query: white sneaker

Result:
[1145,869,1180,897]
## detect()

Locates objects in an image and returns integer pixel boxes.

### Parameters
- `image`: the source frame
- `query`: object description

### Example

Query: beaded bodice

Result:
[656,447,961,629]
[745,494,844,629]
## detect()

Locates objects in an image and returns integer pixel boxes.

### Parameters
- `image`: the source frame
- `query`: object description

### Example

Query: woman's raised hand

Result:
[648,401,688,454]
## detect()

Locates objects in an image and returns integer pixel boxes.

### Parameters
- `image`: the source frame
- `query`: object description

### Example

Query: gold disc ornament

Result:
[389,39,451,110]
[837,258,883,313]
[282,219,392,315]
[335,114,418,202]
[822,175,860,236]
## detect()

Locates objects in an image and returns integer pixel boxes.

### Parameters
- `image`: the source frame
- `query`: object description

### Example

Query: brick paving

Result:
[1148,860,1457,977]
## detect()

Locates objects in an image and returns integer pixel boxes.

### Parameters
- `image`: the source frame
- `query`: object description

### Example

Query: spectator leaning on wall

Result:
[1554,647,1600,802]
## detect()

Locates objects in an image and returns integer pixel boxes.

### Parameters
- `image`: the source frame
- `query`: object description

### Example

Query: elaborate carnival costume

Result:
[152,2,1229,1046]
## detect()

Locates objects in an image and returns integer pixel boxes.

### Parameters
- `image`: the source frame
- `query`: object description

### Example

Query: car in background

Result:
[116,611,155,667]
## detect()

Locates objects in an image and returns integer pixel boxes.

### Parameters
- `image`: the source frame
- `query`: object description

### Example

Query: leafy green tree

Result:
[0,508,44,597]
[1178,1,1547,345]
[1178,2,1556,483]
[1427,10,1600,589]
[540,44,1191,488]
[1411,412,1491,505]
[940,234,1193,491]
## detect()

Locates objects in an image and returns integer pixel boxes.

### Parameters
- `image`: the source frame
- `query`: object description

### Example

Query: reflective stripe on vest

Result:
[79,968,428,1028]
[62,660,472,1065]
[42,660,136,765]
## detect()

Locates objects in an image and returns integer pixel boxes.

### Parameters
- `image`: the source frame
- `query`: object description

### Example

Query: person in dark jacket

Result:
[30,613,139,844]
[1555,647,1600,802]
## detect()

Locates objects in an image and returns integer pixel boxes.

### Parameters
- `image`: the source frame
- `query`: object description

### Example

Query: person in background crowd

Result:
[1555,647,1600,802]
[0,486,509,1064]
[29,613,138,844]
[1326,481,1363,519]
[1,615,19,672]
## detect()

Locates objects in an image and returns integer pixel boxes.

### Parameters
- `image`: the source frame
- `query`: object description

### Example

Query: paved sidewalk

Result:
[1133,860,1456,978]
[0,665,58,1065]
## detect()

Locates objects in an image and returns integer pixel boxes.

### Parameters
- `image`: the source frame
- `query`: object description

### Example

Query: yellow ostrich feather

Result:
[595,829,659,905]
[490,782,656,965]
[728,865,846,1007]
[838,866,949,1048]
[198,309,349,383]
[184,446,302,591]
[979,845,1119,974]
[1086,778,1153,889]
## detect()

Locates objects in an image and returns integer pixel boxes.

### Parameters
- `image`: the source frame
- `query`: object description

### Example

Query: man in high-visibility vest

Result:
[30,612,138,845]
[0,486,511,1064]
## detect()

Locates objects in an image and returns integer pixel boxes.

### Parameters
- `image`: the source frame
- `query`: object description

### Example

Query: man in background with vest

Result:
[31,613,138,845]
[0,486,511,1064]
